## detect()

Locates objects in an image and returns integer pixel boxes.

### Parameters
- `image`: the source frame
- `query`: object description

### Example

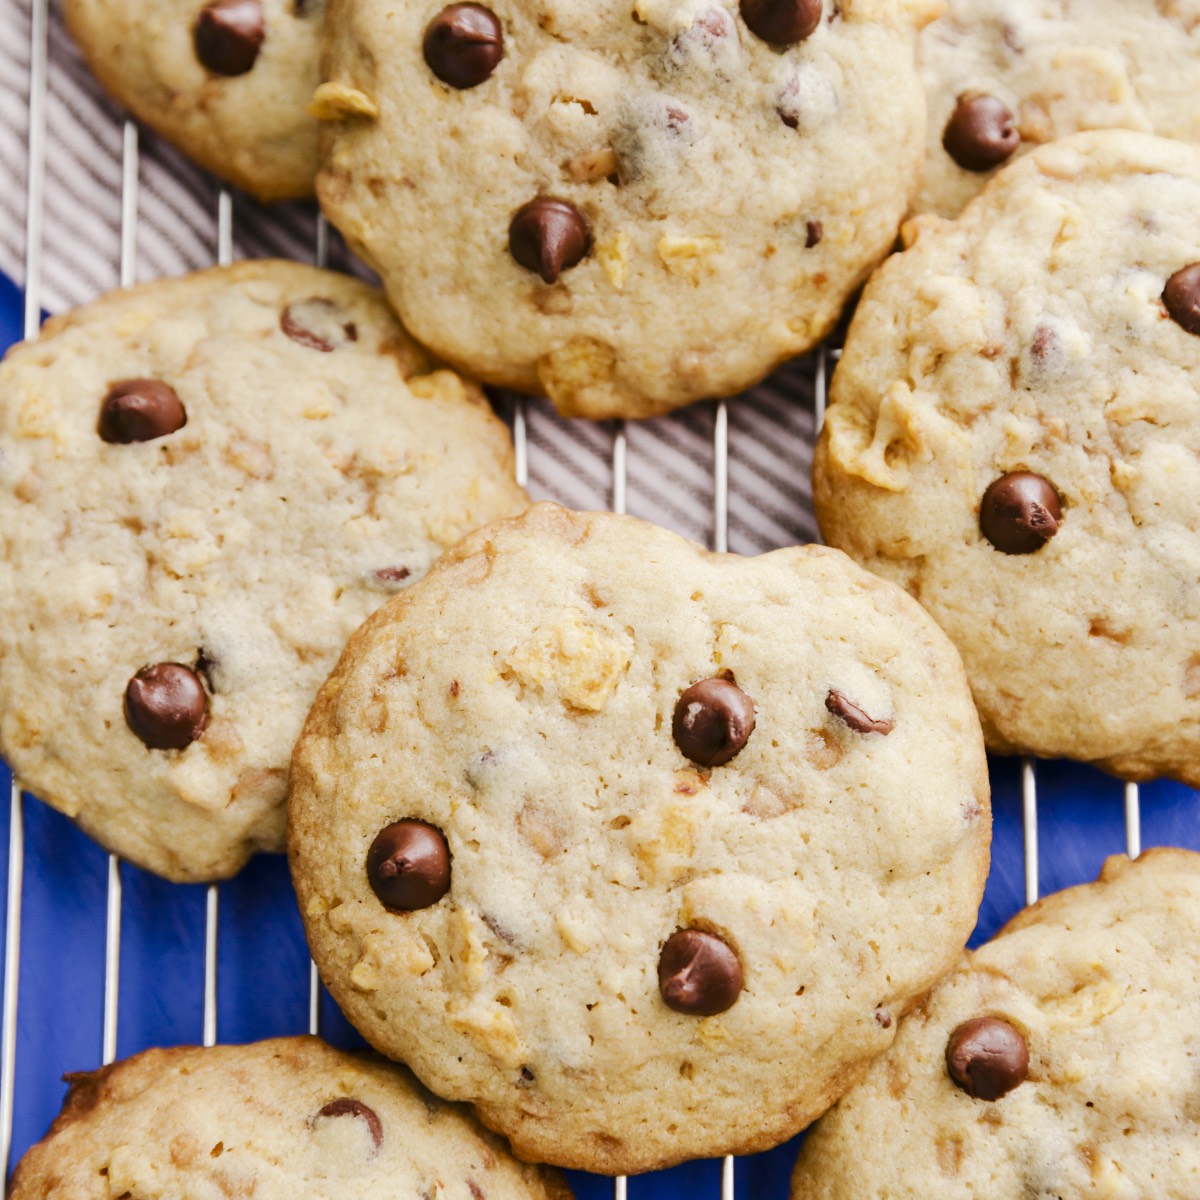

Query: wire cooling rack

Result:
[3,4,1199,1198]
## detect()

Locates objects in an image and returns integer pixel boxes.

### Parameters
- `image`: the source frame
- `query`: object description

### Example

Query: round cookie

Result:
[289,502,991,1173]
[9,1036,572,1200]
[814,131,1200,787]
[790,849,1200,1199]
[915,0,1200,218]
[314,0,941,420]
[64,0,324,202]
[0,260,527,881]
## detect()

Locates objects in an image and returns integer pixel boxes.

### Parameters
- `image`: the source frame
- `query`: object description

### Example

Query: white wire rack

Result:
[0,1,1147,1192]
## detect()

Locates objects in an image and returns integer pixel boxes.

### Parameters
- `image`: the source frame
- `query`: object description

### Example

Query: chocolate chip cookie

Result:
[790,848,1200,1199]
[289,502,990,1173]
[0,260,527,881]
[64,0,325,201]
[814,131,1200,787]
[915,0,1200,217]
[315,0,941,419]
[9,1036,571,1200]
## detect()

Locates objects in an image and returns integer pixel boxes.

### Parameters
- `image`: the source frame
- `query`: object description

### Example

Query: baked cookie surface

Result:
[0,260,527,881]
[9,1036,571,1200]
[815,132,1200,787]
[315,0,939,419]
[64,0,324,201]
[790,848,1200,1199]
[289,502,990,1173]
[916,0,1200,217]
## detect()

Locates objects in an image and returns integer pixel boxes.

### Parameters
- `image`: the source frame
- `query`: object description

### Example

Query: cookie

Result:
[9,1036,572,1200]
[790,848,1200,1199]
[0,260,527,881]
[64,0,324,202]
[915,0,1200,217]
[814,131,1200,787]
[314,0,941,420]
[289,502,991,1173]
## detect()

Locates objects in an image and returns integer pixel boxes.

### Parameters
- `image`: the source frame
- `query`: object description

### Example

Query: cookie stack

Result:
[4,0,1199,1194]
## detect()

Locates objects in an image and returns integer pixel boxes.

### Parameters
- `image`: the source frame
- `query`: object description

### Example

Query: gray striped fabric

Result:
[0,0,819,553]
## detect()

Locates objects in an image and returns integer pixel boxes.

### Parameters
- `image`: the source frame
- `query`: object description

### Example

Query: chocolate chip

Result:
[825,689,893,736]
[665,8,738,73]
[281,299,358,352]
[805,220,823,248]
[1030,322,1058,365]
[98,379,186,443]
[658,929,743,1015]
[1164,263,1200,335]
[518,1066,535,1085]
[124,663,209,751]
[943,93,1019,172]
[739,0,822,45]
[946,1016,1029,1100]
[508,198,591,285]
[874,1007,892,1029]
[314,1098,383,1151]
[424,4,503,89]
[367,820,451,911]
[775,65,838,135]
[194,0,265,77]
[980,471,1062,555]
[367,568,415,592]
[673,678,755,767]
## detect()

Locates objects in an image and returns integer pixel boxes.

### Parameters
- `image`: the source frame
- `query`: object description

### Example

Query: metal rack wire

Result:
[0,0,1147,1191]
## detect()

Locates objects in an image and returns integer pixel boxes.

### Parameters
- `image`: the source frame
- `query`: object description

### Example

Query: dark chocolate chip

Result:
[124,663,209,751]
[658,929,743,1016]
[668,6,736,68]
[281,299,357,352]
[518,1066,535,1085]
[508,198,591,285]
[739,0,822,45]
[673,678,755,767]
[664,105,691,135]
[874,1007,892,1029]
[368,565,412,594]
[367,820,451,911]
[946,1016,1029,1100]
[943,93,1019,172]
[424,4,504,89]
[805,220,823,248]
[194,0,265,77]
[1030,322,1058,365]
[1163,263,1200,336]
[825,689,893,736]
[98,379,186,444]
[980,471,1062,555]
[314,1098,383,1151]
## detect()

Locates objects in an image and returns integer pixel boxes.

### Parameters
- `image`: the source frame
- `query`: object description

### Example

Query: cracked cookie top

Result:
[288,502,990,1173]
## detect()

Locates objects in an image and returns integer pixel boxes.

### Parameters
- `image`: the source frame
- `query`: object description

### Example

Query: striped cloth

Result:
[0,0,819,553]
